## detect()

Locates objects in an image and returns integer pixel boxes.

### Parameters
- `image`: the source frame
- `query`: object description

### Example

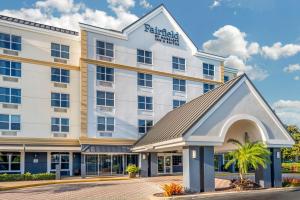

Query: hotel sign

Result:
[144,24,179,46]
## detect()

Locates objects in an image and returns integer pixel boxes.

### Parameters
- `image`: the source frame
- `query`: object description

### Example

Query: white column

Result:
[69,152,73,176]
[20,151,25,174]
[47,152,51,173]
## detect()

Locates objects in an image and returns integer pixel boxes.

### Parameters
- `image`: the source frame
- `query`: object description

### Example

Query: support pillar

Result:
[139,153,149,177]
[81,154,86,178]
[200,146,215,192]
[215,154,223,172]
[183,146,201,192]
[270,148,282,187]
[255,154,272,188]
[150,153,158,177]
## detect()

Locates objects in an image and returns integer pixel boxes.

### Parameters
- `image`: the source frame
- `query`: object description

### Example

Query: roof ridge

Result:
[0,15,78,36]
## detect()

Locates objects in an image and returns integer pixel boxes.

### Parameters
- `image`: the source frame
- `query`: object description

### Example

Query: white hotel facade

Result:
[0,5,238,176]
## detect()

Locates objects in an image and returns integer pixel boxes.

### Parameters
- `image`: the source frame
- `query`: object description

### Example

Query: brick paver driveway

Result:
[0,176,230,200]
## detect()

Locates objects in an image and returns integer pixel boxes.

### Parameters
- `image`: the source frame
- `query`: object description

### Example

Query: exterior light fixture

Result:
[192,150,197,159]
[276,152,281,159]
[142,154,147,160]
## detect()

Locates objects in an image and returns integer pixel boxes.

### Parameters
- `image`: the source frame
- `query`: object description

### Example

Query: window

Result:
[203,83,215,93]
[0,152,21,172]
[172,57,185,71]
[51,68,70,83]
[173,78,186,92]
[51,118,69,133]
[97,91,114,107]
[172,155,182,166]
[137,49,152,64]
[0,32,21,51]
[51,93,70,108]
[138,119,153,134]
[51,43,70,59]
[96,40,114,58]
[0,87,21,104]
[51,152,69,171]
[0,60,21,77]
[173,100,186,109]
[224,75,229,83]
[97,66,114,82]
[0,114,21,131]
[203,63,214,76]
[137,73,152,88]
[97,117,114,132]
[138,96,153,110]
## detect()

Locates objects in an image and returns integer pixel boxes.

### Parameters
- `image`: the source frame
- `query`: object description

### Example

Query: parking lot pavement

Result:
[0,176,230,200]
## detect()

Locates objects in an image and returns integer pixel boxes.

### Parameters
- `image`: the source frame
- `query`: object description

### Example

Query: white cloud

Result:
[273,100,300,127]
[0,0,139,31]
[261,42,300,60]
[210,0,221,9]
[139,0,152,9]
[225,55,268,81]
[283,64,300,73]
[203,25,260,59]
[203,25,268,81]
[294,76,300,81]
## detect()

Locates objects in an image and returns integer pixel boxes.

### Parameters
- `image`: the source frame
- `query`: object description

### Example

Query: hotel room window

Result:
[97,91,114,107]
[203,83,215,93]
[203,63,215,76]
[137,73,152,88]
[173,78,186,92]
[97,66,114,82]
[0,87,21,104]
[138,119,153,134]
[51,43,70,59]
[0,60,21,77]
[0,152,21,172]
[51,93,70,108]
[224,75,229,83]
[138,96,153,111]
[51,68,70,83]
[97,117,114,132]
[173,100,186,109]
[172,56,185,71]
[137,49,152,64]
[0,114,21,131]
[51,118,69,133]
[0,32,21,51]
[96,41,114,58]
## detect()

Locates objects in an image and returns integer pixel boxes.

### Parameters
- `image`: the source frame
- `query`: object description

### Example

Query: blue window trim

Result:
[173,78,186,92]
[138,95,153,110]
[51,92,70,108]
[0,60,21,77]
[51,117,69,133]
[96,40,114,58]
[51,43,70,59]
[96,91,114,107]
[137,73,152,88]
[0,87,21,104]
[51,67,70,83]
[137,49,152,64]
[0,32,21,51]
[203,63,215,76]
[172,56,185,71]
[96,66,114,82]
[138,119,153,134]
[0,114,21,131]
[97,116,115,132]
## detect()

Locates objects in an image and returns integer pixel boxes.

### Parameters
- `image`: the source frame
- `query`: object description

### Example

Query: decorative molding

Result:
[80,30,88,138]
[81,58,223,85]
[0,137,80,146]
[0,54,80,71]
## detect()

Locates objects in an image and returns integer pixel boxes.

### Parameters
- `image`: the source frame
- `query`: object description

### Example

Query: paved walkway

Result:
[0,176,230,200]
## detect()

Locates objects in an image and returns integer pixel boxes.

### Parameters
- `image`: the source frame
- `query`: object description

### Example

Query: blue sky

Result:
[1,0,300,126]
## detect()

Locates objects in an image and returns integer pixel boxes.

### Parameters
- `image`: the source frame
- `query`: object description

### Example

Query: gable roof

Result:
[134,74,245,147]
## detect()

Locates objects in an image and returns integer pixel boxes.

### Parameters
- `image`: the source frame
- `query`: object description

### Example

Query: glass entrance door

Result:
[86,155,98,176]
[164,156,172,174]
[99,155,111,175]
[158,156,164,174]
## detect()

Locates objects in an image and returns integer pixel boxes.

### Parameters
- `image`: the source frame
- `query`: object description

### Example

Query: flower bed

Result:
[283,177,300,187]
[0,172,55,182]
[282,163,300,173]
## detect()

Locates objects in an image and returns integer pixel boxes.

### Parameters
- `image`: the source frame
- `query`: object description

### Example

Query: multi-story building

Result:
[0,5,237,176]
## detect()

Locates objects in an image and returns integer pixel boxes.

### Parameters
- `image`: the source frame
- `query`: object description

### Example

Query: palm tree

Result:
[225,139,271,182]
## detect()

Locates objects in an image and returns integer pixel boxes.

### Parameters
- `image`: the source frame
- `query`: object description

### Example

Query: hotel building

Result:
[0,5,292,188]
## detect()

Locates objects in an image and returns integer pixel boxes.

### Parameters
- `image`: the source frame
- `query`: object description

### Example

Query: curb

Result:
[0,177,130,191]
[149,186,300,200]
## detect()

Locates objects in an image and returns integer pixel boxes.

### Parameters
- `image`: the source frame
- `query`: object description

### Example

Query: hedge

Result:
[0,172,55,182]
[282,163,300,173]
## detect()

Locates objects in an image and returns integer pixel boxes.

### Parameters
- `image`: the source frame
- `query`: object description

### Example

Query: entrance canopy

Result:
[132,74,294,153]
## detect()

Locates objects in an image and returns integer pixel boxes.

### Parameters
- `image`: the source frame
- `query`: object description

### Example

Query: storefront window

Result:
[51,152,69,171]
[0,152,20,172]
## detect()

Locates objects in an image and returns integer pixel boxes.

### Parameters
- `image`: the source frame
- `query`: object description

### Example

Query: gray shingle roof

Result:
[134,74,245,147]
[0,15,78,36]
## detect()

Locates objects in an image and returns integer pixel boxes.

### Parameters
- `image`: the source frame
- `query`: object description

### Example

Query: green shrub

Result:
[0,173,55,182]
[125,164,140,173]
[282,163,300,173]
